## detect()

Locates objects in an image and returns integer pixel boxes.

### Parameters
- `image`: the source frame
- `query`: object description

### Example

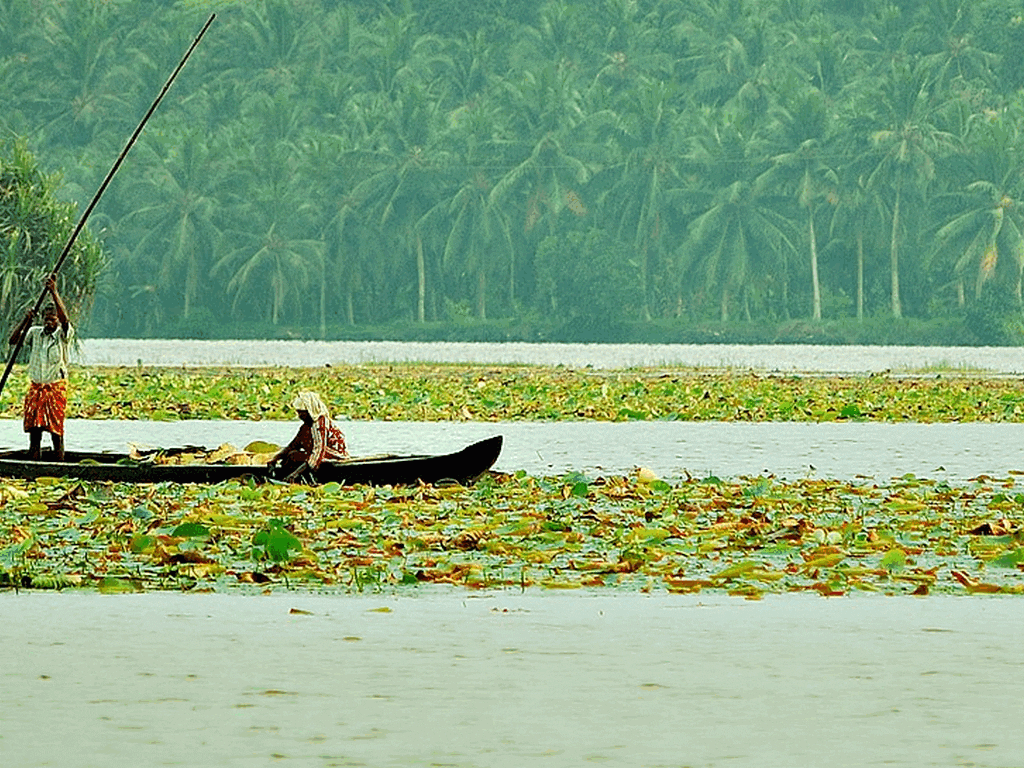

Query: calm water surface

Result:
[2,418,1022,482]
[2,591,1021,768]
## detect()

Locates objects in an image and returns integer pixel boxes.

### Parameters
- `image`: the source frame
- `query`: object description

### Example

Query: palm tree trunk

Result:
[476,267,486,320]
[640,239,652,321]
[856,229,864,321]
[509,245,515,308]
[319,253,327,340]
[890,186,902,318]
[416,233,425,323]
[809,207,821,320]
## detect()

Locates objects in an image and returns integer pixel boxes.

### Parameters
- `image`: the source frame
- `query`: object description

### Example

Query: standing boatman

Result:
[8,276,73,460]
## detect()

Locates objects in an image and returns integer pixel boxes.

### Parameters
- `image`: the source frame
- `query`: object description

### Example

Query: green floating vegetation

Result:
[1,364,1023,423]
[1,470,1022,597]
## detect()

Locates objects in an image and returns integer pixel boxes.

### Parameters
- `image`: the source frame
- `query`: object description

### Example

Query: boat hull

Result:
[0,436,502,486]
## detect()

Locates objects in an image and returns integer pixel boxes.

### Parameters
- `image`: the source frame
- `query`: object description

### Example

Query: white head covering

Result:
[291,391,330,421]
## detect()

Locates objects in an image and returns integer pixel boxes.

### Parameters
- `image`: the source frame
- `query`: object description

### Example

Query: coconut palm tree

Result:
[910,0,998,91]
[860,59,956,317]
[0,0,43,103]
[28,0,132,150]
[684,2,776,115]
[828,166,885,321]
[599,78,688,320]
[214,214,323,326]
[348,74,453,321]
[214,92,321,326]
[933,109,1024,304]
[119,130,226,320]
[421,168,513,321]
[679,112,798,321]
[221,0,318,91]
[761,87,837,320]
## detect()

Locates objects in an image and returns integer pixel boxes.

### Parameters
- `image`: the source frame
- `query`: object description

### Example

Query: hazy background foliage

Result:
[0,138,104,323]
[3,0,1024,343]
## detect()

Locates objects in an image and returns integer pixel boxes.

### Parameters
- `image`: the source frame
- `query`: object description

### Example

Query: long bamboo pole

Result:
[0,13,216,401]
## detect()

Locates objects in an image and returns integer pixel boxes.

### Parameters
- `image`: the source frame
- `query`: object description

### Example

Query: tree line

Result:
[3,0,1024,341]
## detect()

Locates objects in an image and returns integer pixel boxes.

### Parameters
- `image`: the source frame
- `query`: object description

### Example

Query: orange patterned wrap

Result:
[309,416,349,469]
[23,380,68,436]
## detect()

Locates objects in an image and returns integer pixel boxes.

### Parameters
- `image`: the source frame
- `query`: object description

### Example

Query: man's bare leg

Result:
[28,429,42,460]
[51,433,64,462]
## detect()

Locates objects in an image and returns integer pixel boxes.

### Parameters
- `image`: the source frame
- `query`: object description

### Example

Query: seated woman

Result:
[269,391,349,481]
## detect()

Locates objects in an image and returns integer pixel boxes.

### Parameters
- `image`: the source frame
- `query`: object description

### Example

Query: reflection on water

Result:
[78,338,1024,373]
[3,418,1024,482]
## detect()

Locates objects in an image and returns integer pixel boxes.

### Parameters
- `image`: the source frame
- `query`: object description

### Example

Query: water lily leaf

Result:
[252,522,303,563]
[130,534,156,554]
[990,548,1024,568]
[712,561,760,580]
[802,553,845,571]
[0,484,30,500]
[697,539,727,553]
[171,522,210,539]
[540,578,582,589]
[245,440,280,454]
[630,527,670,543]
[130,505,154,520]
[665,577,712,592]
[880,548,907,572]
[746,568,785,582]
[324,518,364,529]
[97,577,142,594]
[950,570,1002,593]
[29,573,82,589]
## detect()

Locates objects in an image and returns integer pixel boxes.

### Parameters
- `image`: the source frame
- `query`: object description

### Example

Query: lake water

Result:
[3,418,1024,482]
[2,591,1021,768]
[77,338,1024,373]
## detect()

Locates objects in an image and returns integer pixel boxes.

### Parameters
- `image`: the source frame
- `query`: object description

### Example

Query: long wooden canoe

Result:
[0,435,502,486]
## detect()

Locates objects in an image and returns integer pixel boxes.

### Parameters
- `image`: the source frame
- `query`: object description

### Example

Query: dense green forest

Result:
[4,0,1024,343]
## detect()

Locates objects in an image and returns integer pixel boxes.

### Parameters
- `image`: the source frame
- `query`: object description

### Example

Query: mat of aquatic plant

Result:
[2,364,1024,421]
[2,364,1023,596]
[2,469,1022,596]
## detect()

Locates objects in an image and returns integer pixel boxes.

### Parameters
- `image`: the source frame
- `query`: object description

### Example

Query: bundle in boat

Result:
[0,435,504,487]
